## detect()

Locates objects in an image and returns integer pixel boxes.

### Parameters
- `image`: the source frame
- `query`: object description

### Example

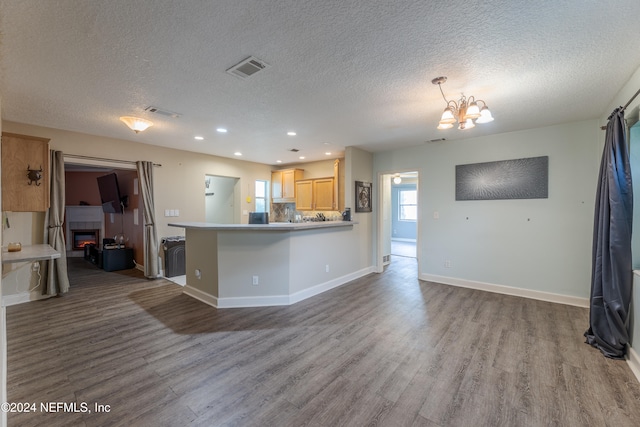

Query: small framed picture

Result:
[355,181,372,212]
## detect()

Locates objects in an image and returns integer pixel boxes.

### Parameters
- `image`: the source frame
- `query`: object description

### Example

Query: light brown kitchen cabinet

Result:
[313,178,335,210]
[295,179,313,210]
[272,168,304,202]
[295,177,335,211]
[1,132,50,212]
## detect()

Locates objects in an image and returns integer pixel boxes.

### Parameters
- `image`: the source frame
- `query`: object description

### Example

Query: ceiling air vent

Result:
[426,138,446,143]
[226,56,270,79]
[145,106,182,119]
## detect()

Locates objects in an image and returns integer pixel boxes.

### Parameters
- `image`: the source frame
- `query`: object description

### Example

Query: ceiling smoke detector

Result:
[226,56,270,79]
[145,106,182,119]
[288,148,300,152]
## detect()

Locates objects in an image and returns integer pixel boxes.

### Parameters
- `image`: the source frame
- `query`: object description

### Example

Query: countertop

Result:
[2,244,61,264]
[168,221,356,232]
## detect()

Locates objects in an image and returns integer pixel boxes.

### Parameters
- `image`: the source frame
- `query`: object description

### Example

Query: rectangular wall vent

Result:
[145,106,182,118]
[226,56,270,79]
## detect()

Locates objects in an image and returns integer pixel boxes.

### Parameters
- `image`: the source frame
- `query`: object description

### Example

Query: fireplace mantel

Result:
[66,206,103,222]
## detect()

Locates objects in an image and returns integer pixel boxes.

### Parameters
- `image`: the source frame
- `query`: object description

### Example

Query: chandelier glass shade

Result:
[119,116,153,133]
[432,77,493,130]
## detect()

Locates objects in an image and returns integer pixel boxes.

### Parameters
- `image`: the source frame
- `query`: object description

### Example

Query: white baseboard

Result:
[2,291,51,307]
[182,266,375,309]
[289,266,375,305]
[183,285,218,308]
[217,295,290,308]
[627,345,640,383]
[420,273,589,308]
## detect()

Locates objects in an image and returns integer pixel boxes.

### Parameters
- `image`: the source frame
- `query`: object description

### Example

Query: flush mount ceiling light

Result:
[393,174,402,184]
[432,76,494,130]
[119,116,153,133]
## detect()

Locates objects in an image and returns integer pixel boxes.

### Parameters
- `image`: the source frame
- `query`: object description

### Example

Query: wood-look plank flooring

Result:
[6,256,640,426]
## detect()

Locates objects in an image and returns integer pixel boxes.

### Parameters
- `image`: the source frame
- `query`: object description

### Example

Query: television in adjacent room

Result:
[97,173,124,214]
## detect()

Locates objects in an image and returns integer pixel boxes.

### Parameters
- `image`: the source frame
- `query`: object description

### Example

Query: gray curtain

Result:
[136,161,159,278]
[43,150,70,295]
[584,107,633,359]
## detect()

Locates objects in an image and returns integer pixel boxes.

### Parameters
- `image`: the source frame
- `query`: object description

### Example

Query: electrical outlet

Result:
[195,269,201,279]
[252,276,259,285]
[31,262,40,272]
[444,260,452,268]
[325,264,330,273]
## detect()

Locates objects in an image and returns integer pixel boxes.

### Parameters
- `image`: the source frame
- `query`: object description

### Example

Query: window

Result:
[398,189,417,221]
[255,180,268,213]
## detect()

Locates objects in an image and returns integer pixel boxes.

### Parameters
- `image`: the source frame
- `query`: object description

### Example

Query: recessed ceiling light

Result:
[194,136,204,140]
[325,152,332,155]
[276,160,282,163]
[234,152,242,156]
[287,131,297,136]
[299,156,305,160]
[217,128,228,133]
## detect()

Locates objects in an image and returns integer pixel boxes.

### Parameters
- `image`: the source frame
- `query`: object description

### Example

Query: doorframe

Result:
[204,174,241,224]
[376,169,421,274]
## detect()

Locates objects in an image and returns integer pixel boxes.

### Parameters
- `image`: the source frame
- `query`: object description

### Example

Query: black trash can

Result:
[162,236,186,277]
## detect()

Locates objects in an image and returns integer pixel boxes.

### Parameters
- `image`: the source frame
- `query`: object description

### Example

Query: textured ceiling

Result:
[1,0,640,165]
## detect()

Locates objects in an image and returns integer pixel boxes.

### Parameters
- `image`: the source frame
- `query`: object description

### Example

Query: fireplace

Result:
[66,206,105,256]
[72,230,99,250]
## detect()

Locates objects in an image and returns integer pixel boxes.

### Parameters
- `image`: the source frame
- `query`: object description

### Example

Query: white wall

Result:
[374,119,600,301]
[346,147,374,266]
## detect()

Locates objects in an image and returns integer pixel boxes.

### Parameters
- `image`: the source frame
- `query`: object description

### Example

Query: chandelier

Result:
[432,76,493,130]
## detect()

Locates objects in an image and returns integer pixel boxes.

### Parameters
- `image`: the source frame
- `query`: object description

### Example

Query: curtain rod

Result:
[64,154,161,167]
[600,87,640,130]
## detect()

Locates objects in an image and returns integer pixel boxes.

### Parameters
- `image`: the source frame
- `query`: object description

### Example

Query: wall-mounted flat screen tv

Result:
[97,173,123,214]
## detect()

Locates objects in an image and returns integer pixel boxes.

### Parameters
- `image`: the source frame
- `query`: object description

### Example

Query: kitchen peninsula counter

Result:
[168,220,369,308]
[168,220,355,231]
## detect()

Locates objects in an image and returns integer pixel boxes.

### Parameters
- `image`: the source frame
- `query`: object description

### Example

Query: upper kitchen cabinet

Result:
[295,177,335,211]
[1,132,50,212]
[294,159,344,211]
[272,168,304,203]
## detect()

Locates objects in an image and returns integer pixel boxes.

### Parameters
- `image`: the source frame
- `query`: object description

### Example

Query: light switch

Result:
[175,209,179,217]
[133,208,139,225]
[165,209,170,217]
[433,211,439,219]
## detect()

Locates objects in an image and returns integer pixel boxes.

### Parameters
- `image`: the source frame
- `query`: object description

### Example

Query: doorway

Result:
[64,162,143,263]
[378,171,419,270]
[205,175,239,223]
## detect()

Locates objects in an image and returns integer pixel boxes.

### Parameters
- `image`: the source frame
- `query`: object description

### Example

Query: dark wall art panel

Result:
[455,156,548,201]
